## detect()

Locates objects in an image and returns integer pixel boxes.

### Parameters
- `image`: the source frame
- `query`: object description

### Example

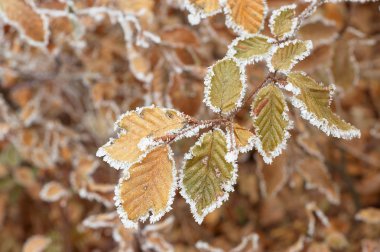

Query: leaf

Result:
[256,153,288,197]
[286,72,360,139]
[251,83,291,163]
[22,235,51,252]
[0,0,48,46]
[297,157,340,204]
[356,208,380,224]
[224,0,267,35]
[331,39,359,91]
[269,4,297,39]
[232,123,255,152]
[185,0,222,25]
[180,129,236,224]
[269,40,312,73]
[39,181,68,202]
[298,18,338,46]
[97,106,187,170]
[227,35,274,64]
[115,146,176,228]
[204,58,246,116]
[83,212,118,229]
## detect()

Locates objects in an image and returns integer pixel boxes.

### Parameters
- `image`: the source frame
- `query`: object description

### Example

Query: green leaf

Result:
[204,58,246,116]
[269,40,312,73]
[251,83,291,163]
[228,35,274,64]
[180,129,236,223]
[286,72,360,139]
[269,4,297,39]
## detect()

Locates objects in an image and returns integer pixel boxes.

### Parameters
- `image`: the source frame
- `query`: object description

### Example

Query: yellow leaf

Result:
[97,106,187,170]
[269,40,312,73]
[225,0,267,35]
[23,235,51,252]
[0,0,48,46]
[286,72,360,139]
[269,4,297,39]
[188,0,220,14]
[180,129,236,223]
[185,0,222,24]
[232,123,255,152]
[204,58,246,116]
[228,35,274,64]
[251,84,291,163]
[356,208,380,224]
[115,146,176,228]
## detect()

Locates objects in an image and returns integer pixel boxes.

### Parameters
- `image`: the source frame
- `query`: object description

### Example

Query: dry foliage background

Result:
[0,0,380,251]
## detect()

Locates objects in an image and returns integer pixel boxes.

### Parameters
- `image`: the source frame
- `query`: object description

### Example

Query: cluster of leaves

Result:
[97,0,364,228]
[0,0,380,251]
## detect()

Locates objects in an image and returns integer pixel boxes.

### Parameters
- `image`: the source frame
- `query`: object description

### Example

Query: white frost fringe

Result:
[286,74,361,139]
[267,40,313,74]
[179,129,238,224]
[183,0,224,25]
[268,4,298,39]
[226,34,276,66]
[96,105,187,170]
[0,4,50,48]
[114,146,177,229]
[203,57,247,116]
[223,0,268,36]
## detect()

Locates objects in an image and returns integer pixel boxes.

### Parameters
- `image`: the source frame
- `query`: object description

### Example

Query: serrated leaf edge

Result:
[226,34,276,66]
[114,146,177,229]
[203,57,247,116]
[179,128,238,224]
[268,4,298,39]
[96,105,187,170]
[286,72,361,139]
[251,84,293,164]
[267,39,313,74]
[223,0,268,36]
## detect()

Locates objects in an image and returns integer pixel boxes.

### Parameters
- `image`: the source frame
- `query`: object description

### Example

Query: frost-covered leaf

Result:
[299,18,338,46]
[185,0,222,24]
[39,181,68,203]
[356,208,380,224]
[97,106,187,170]
[231,233,260,252]
[204,58,246,116]
[180,129,236,224]
[269,40,312,73]
[269,4,297,39]
[224,0,267,35]
[256,153,288,197]
[83,212,118,229]
[227,35,274,64]
[286,72,360,139]
[251,84,291,164]
[115,146,176,228]
[0,0,48,46]
[331,39,359,91]
[22,235,51,252]
[297,157,340,204]
[232,123,255,153]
